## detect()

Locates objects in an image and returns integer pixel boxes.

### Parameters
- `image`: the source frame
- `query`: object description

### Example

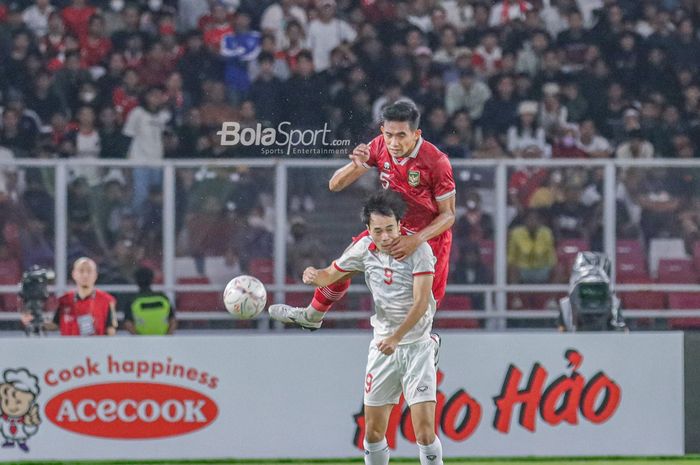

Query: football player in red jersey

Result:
[270,101,456,330]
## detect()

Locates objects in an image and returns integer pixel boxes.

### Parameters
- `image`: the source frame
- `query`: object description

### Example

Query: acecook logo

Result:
[45,382,218,439]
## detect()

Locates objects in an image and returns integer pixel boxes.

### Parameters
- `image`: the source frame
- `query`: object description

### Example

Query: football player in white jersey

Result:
[301,190,443,465]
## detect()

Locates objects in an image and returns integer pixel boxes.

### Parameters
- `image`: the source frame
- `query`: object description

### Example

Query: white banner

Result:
[0,332,684,460]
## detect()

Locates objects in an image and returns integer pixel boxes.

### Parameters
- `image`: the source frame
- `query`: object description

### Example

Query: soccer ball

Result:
[223,275,267,319]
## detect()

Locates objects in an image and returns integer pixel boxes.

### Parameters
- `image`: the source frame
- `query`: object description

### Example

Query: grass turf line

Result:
[2,457,700,465]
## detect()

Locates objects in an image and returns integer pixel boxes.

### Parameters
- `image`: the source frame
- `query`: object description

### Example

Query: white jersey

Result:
[334,236,437,345]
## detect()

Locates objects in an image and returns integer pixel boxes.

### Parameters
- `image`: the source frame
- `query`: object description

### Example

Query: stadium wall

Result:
[685,332,700,453]
[0,333,684,461]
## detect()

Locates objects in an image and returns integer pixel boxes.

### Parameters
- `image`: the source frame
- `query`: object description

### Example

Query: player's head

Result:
[71,257,98,290]
[380,101,422,158]
[134,266,155,290]
[362,191,407,252]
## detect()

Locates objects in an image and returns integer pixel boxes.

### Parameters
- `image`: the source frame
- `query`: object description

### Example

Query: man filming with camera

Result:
[21,257,118,336]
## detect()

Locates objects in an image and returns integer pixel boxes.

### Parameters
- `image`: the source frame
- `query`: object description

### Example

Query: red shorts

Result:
[351,230,451,304]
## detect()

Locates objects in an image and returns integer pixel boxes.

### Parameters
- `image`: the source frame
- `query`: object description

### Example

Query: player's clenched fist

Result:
[376,335,400,355]
[302,267,320,285]
[349,143,370,167]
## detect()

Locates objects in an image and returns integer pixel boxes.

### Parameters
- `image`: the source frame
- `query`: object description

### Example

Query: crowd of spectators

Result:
[2,0,700,310]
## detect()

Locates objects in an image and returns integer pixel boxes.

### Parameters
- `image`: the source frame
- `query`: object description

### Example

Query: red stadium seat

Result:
[657,258,697,284]
[668,293,700,329]
[693,241,700,273]
[433,295,479,329]
[616,254,649,282]
[616,239,644,259]
[620,291,665,310]
[249,258,274,284]
[557,239,590,279]
[176,276,223,312]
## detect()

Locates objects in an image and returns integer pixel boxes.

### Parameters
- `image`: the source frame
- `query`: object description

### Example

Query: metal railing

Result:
[1,157,700,329]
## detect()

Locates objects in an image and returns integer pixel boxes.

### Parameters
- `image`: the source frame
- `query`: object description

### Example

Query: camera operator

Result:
[21,257,118,336]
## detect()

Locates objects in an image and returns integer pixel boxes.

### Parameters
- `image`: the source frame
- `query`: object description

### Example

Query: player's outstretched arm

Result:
[328,143,372,191]
[377,273,434,355]
[302,263,351,288]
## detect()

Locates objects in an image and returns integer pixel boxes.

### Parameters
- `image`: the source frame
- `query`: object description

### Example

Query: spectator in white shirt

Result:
[22,0,55,38]
[508,100,550,158]
[488,0,532,26]
[307,0,357,72]
[441,0,474,31]
[260,0,307,49]
[123,86,170,209]
[444,68,491,119]
[577,119,612,158]
[615,129,655,159]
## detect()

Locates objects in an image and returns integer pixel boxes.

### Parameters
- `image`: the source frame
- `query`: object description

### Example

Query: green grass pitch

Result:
[2,457,700,465]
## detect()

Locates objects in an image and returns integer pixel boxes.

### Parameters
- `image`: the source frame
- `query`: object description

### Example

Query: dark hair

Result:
[362,190,407,226]
[258,51,274,63]
[296,49,313,62]
[381,101,421,130]
[134,267,154,289]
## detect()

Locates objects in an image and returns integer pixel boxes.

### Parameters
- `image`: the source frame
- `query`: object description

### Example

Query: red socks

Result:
[311,278,351,312]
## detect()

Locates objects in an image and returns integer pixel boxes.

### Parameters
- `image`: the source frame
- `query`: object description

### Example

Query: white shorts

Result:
[363,338,437,407]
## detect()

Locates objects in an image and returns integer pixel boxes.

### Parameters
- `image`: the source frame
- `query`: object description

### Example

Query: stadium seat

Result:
[693,241,700,273]
[176,276,223,312]
[620,291,665,310]
[433,295,479,329]
[668,293,700,329]
[557,239,590,279]
[248,258,274,284]
[615,239,648,280]
[616,239,644,258]
[648,238,686,279]
[619,274,666,311]
[656,258,697,284]
[616,255,649,282]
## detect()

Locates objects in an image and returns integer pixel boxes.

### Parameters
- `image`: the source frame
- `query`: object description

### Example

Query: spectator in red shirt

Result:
[21,257,118,336]
[202,3,233,53]
[112,68,141,123]
[138,42,175,87]
[80,14,112,67]
[61,0,96,42]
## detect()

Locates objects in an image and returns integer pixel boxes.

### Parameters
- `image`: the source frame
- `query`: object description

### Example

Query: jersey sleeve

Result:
[411,243,436,276]
[121,296,134,322]
[432,155,456,202]
[365,135,383,168]
[333,238,369,273]
[122,108,140,138]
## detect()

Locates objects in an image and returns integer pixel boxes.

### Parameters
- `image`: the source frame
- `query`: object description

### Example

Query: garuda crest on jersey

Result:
[408,170,420,187]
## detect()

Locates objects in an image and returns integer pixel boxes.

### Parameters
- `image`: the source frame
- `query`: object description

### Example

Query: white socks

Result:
[304,305,326,323]
[418,437,443,465]
[363,436,442,465]
[363,438,390,465]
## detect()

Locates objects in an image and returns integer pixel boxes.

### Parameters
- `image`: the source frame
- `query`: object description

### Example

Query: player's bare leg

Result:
[363,404,393,465]
[410,401,443,465]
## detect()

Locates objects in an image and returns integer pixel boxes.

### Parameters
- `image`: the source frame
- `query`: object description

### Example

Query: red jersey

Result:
[61,5,96,41]
[365,135,455,302]
[366,135,456,234]
[54,289,116,336]
[80,36,112,67]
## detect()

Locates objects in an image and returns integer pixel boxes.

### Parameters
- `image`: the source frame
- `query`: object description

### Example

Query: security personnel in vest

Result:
[122,267,176,335]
